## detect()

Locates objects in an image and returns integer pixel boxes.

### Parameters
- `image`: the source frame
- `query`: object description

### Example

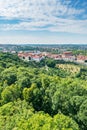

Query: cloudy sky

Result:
[0,0,87,44]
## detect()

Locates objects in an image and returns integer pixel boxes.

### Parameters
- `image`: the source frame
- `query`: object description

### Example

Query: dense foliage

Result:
[0,52,87,130]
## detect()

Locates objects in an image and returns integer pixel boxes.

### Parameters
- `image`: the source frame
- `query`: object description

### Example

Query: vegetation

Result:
[0,52,87,130]
[56,64,80,76]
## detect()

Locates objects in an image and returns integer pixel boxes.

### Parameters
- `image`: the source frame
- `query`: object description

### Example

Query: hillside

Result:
[0,52,87,130]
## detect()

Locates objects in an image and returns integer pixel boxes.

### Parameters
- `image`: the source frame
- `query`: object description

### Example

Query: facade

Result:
[32,55,43,62]
[62,51,76,61]
[18,51,87,64]
[18,52,44,62]
[50,54,62,60]
[77,55,87,63]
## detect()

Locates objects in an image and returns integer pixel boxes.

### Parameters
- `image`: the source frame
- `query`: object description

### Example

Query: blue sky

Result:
[0,0,87,44]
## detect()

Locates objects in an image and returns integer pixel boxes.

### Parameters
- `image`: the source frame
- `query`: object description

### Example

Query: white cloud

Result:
[0,0,85,19]
[0,0,87,34]
[1,18,87,34]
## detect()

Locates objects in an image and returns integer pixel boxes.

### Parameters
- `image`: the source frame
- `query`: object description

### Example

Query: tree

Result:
[69,96,86,115]
[53,114,79,130]
[18,77,31,90]
[1,84,20,104]
[46,59,56,68]
[1,67,17,85]
[77,100,87,130]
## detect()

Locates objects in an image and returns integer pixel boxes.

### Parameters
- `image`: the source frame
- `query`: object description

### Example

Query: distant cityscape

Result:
[18,51,87,64]
[0,44,87,65]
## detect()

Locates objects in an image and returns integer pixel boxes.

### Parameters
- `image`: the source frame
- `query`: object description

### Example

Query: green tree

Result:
[1,67,17,85]
[1,84,20,104]
[77,100,87,130]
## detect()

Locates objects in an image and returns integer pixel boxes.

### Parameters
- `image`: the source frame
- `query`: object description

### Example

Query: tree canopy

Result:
[0,52,87,130]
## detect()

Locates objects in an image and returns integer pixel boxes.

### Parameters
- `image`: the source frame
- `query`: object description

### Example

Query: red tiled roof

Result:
[18,52,33,57]
[63,51,72,54]
[77,55,87,61]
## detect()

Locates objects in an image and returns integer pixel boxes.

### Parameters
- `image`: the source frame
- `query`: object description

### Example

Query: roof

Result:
[77,55,87,61]
[63,51,72,55]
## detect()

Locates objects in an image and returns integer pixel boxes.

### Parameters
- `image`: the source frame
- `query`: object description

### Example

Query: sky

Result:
[0,0,87,44]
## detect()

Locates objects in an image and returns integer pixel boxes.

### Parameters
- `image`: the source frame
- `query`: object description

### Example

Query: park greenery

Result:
[0,52,87,130]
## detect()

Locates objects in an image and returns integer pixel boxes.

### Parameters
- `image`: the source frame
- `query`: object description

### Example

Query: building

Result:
[50,54,62,60]
[62,51,76,61]
[62,51,72,57]
[77,55,87,63]
[32,55,44,62]
[18,52,44,62]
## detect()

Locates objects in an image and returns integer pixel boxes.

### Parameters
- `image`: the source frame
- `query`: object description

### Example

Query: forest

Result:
[0,52,87,130]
